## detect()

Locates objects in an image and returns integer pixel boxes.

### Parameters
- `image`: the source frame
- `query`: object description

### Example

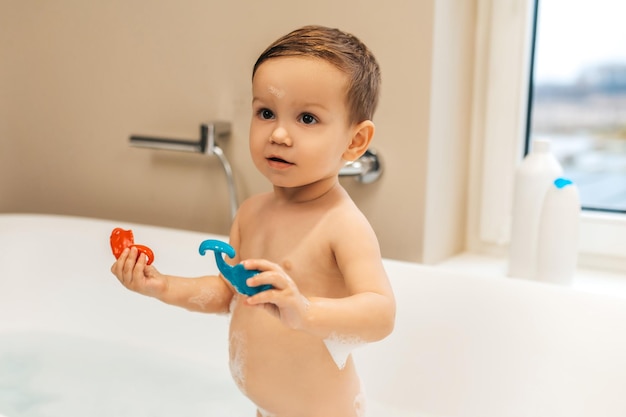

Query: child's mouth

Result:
[268,157,292,164]
[267,156,294,169]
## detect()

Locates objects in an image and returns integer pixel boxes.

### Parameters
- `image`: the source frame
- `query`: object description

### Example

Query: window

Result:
[469,0,626,271]
[528,0,626,213]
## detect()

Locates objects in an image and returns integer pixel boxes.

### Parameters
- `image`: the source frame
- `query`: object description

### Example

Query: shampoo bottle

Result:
[508,139,563,279]
[535,178,580,285]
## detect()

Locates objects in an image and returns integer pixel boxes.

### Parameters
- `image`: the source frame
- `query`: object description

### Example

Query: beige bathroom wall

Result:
[0,0,475,263]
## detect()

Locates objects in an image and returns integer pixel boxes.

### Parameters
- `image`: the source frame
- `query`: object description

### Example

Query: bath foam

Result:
[268,85,285,98]
[229,294,239,314]
[188,288,220,310]
[323,333,366,370]
[354,379,367,417]
[228,330,247,395]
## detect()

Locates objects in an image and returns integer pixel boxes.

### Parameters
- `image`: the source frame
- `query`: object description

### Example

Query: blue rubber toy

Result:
[198,239,272,296]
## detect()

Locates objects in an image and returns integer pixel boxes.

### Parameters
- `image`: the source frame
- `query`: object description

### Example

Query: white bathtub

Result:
[1,214,626,417]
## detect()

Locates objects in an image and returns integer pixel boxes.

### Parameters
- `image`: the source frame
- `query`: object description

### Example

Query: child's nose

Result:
[269,126,291,145]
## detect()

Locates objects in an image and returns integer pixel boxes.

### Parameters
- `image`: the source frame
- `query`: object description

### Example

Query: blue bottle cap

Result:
[554,177,573,189]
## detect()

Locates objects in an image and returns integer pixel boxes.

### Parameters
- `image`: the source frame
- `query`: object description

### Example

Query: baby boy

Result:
[111,25,395,417]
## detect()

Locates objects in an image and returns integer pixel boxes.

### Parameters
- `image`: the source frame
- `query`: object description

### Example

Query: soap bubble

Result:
[323,333,366,370]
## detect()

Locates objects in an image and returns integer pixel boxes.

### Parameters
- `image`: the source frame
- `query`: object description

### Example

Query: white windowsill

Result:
[437,252,626,301]
[466,0,626,292]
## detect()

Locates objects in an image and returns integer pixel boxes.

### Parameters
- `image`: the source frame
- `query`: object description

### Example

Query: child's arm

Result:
[244,213,395,342]
[111,246,234,314]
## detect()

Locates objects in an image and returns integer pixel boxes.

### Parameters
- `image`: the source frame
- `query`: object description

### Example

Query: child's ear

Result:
[343,120,375,161]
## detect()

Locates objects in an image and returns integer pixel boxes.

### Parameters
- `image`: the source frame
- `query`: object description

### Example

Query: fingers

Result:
[246,269,289,292]
[245,271,310,331]
[110,247,130,277]
[242,258,279,273]
[111,247,146,288]
[246,287,280,306]
[245,268,298,304]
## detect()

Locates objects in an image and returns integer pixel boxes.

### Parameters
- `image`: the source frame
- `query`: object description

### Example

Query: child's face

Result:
[250,56,355,189]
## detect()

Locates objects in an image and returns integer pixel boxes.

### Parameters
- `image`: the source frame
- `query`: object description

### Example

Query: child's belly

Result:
[228,298,364,417]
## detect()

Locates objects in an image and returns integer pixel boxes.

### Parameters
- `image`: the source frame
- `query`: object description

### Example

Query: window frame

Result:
[467,0,626,272]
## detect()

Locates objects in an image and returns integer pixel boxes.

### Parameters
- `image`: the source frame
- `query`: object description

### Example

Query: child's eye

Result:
[257,108,275,120]
[299,113,318,125]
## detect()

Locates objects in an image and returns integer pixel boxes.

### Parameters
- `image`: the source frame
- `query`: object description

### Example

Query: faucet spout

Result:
[130,122,231,156]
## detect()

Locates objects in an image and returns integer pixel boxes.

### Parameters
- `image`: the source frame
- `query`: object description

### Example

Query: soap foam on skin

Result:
[268,85,285,99]
[228,330,247,395]
[323,333,366,370]
[188,288,220,310]
[354,379,367,417]
[229,293,239,314]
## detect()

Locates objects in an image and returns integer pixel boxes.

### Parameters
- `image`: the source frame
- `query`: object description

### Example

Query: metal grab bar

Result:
[130,122,231,155]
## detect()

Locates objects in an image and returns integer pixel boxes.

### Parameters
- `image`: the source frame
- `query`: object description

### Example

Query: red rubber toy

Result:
[110,228,155,265]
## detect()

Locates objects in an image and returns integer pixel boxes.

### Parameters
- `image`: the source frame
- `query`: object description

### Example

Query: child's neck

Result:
[272,177,342,205]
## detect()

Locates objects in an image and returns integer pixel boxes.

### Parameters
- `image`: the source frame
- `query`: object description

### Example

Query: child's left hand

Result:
[242,259,310,330]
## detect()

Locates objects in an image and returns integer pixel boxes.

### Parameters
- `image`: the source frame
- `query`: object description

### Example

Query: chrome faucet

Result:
[129,122,382,221]
[339,148,383,184]
[129,122,238,220]
[130,122,230,155]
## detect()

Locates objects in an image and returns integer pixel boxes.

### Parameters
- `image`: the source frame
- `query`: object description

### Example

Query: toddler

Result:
[111,25,395,417]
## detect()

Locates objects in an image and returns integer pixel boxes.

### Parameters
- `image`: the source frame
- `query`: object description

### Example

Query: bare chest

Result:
[239,210,345,297]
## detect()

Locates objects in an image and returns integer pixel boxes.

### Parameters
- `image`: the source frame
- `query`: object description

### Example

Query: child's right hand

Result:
[110,246,167,298]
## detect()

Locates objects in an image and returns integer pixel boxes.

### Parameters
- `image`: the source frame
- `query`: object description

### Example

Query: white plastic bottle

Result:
[535,178,580,285]
[507,139,563,279]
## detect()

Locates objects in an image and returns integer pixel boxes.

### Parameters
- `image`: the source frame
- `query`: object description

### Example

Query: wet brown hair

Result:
[253,25,381,125]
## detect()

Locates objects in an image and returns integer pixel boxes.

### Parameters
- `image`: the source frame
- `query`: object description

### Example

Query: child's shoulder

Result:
[321,189,375,238]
